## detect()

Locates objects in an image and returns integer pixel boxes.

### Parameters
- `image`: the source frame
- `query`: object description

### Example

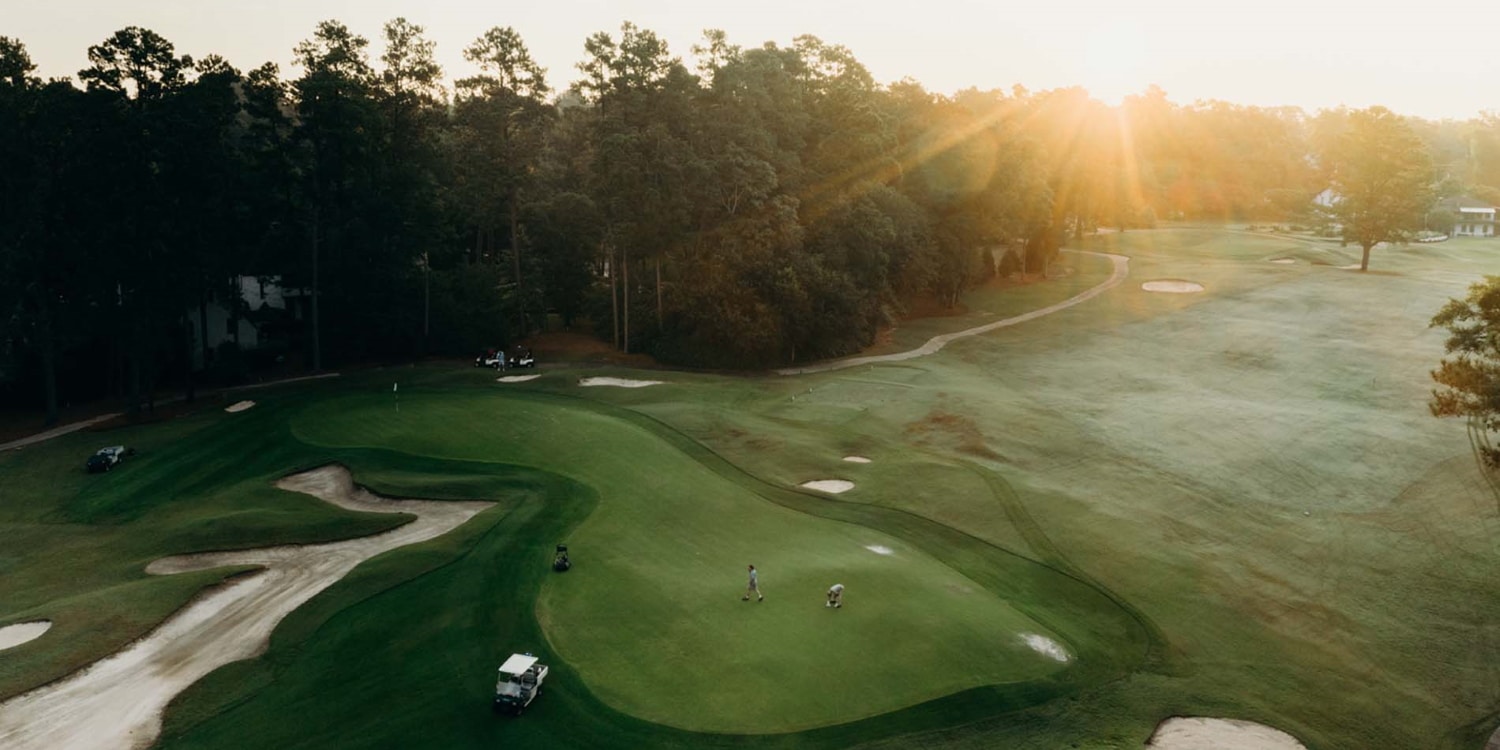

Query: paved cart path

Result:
[776,250,1129,375]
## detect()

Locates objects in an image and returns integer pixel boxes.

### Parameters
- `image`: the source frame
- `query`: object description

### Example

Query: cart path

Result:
[776,250,1129,375]
[0,372,341,452]
[0,465,492,750]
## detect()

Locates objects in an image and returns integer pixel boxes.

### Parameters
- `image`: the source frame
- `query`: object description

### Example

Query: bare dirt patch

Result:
[0,465,491,750]
[904,409,1003,460]
[800,480,854,494]
[1147,717,1306,750]
[1142,280,1205,293]
[224,400,255,413]
[0,622,51,652]
[578,377,663,388]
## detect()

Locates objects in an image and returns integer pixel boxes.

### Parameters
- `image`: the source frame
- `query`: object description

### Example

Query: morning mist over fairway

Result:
[5,5,1500,750]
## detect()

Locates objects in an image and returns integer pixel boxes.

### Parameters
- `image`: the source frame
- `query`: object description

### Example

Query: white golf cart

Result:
[493,653,548,714]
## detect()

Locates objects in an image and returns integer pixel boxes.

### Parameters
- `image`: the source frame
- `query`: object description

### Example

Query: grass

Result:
[6,227,1500,748]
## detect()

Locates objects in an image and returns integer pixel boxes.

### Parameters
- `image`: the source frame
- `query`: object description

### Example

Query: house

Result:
[1441,196,1497,237]
[186,276,307,371]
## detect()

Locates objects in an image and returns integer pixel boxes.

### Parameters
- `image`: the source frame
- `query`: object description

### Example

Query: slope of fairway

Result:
[291,390,1095,733]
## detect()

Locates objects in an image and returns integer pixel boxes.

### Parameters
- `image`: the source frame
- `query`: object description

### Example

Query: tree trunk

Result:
[311,205,322,372]
[656,256,663,332]
[510,198,524,337]
[422,253,430,357]
[39,313,58,427]
[183,315,196,404]
[623,246,631,354]
[127,319,143,419]
[608,243,619,349]
[1360,243,1372,271]
[198,288,211,371]
[231,280,242,348]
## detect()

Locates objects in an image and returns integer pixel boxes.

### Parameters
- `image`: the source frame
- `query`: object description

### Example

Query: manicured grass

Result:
[288,388,1137,732]
[9,227,1500,749]
[0,396,403,698]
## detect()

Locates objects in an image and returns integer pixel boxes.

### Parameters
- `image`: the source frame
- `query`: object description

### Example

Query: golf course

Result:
[4,226,1500,748]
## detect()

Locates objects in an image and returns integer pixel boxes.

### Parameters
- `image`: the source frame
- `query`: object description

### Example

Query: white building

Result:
[1449,199,1497,237]
[186,276,304,370]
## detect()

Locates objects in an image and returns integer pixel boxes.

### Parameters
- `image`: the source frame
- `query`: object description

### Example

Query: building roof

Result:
[1440,195,1498,211]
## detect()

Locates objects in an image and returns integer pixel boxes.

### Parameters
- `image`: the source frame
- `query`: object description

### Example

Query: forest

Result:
[0,19,1493,422]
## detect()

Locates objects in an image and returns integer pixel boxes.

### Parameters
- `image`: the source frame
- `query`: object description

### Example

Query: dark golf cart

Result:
[553,544,571,572]
[86,445,135,473]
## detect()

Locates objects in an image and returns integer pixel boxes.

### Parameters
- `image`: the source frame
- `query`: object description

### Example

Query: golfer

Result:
[742,564,764,602]
[826,583,844,608]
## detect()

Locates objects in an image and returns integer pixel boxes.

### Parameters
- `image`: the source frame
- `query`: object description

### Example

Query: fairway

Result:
[3,228,1500,749]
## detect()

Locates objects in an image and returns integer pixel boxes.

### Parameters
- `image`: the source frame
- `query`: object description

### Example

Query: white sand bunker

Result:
[1148,717,1306,750]
[1020,633,1071,663]
[1269,258,1296,264]
[1142,280,1204,293]
[1338,264,1362,270]
[0,465,491,750]
[578,377,663,388]
[864,544,894,555]
[0,621,51,651]
[842,456,872,464]
[224,400,255,413]
[496,374,541,383]
[801,479,854,494]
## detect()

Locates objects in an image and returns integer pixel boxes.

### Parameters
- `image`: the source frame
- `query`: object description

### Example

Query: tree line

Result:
[0,20,1474,423]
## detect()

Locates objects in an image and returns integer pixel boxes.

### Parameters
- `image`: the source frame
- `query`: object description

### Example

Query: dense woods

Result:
[0,20,1471,422]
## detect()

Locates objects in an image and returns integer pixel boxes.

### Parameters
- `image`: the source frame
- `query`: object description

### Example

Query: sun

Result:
[1078,23,1153,104]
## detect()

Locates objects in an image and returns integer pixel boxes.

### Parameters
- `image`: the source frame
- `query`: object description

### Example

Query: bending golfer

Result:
[742,564,764,602]
[827,583,844,608]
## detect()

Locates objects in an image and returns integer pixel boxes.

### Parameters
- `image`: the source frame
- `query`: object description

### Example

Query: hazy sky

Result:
[8,0,1498,120]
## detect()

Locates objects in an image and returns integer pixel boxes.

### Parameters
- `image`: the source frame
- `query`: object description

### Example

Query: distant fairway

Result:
[4,227,1500,749]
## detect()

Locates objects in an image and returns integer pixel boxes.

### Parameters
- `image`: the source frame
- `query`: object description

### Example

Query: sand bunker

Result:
[1019,633,1070,663]
[1338,264,1363,270]
[800,480,854,494]
[224,400,255,413]
[864,544,894,556]
[842,456,872,464]
[578,377,664,388]
[0,465,491,750]
[496,374,541,383]
[1142,280,1204,293]
[1270,258,1296,264]
[0,621,51,652]
[1148,717,1306,750]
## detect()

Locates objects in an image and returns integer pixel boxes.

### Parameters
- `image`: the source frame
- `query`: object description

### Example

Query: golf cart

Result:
[493,653,548,714]
[86,446,135,473]
[474,348,505,369]
[552,544,571,572]
[508,345,535,369]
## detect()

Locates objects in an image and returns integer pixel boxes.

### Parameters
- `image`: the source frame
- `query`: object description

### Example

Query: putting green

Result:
[293,390,1095,732]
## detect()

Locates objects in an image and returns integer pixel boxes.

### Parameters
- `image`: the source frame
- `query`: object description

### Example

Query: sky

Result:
[8,0,1499,120]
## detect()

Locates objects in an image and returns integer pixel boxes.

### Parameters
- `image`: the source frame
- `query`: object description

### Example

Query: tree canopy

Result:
[1430,276,1500,464]
[0,21,1481,420]
[1322,106,1437,271]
